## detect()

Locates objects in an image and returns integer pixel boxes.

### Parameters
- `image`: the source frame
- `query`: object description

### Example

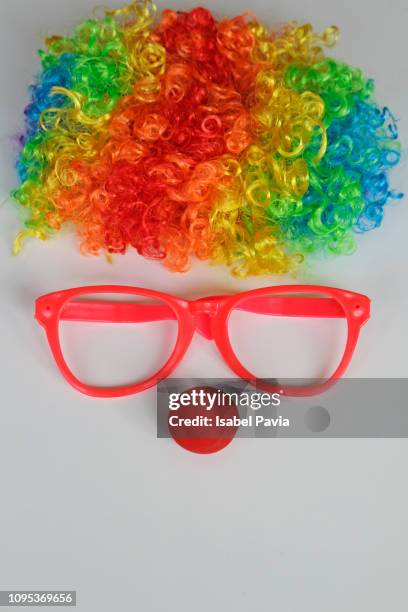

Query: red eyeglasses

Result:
[35,285,370,398]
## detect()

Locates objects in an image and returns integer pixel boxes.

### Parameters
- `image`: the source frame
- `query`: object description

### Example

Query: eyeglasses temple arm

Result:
[60,301,177,323]
[237,296,345,318]
[59,296,345,323]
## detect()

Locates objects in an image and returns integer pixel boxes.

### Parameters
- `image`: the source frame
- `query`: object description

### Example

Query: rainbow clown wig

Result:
[12,1,402,275]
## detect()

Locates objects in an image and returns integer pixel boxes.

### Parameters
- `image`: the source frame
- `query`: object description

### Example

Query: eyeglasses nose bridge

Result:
[189,300,219,340]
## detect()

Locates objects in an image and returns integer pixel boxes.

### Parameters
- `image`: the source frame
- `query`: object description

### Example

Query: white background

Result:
[0,0,407,610]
